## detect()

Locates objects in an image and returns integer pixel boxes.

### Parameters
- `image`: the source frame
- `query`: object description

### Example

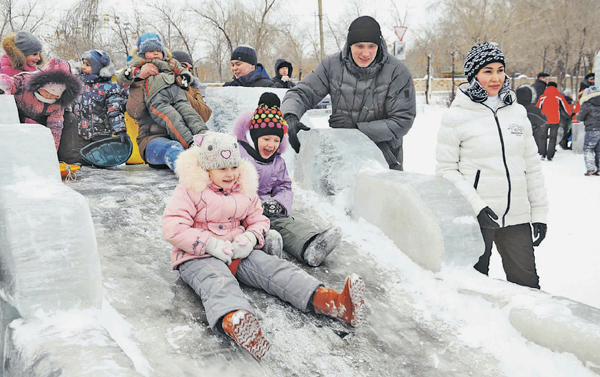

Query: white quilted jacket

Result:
[436,88,548,227]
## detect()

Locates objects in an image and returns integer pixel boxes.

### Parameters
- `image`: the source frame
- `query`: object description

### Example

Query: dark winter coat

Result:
[579,74,595,93]
[74,68,127,140]
[531,78,547,102]
[272,59,296,88]
[536,86,571,124]
[577,92,600,131]
[232,111,293,217]
[516,85,547,132]
[6,58,82,150]
[281,39,416,170]
[0,33,45,76]
[223,63,275,88]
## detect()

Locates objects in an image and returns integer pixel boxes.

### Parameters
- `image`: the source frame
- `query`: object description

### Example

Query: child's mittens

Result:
[0,74,14,95]
[205,237,233,265]
[176,74,191,91]
[232,232,257,260]
[262,200,283,217]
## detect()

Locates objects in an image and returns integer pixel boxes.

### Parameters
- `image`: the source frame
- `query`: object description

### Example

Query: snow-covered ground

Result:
[403,103,600,310]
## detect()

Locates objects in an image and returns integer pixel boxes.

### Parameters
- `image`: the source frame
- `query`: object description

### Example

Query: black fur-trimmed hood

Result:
[26,59,83,107]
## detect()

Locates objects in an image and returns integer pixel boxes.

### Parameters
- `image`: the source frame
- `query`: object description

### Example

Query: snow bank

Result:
[0,124,138,377]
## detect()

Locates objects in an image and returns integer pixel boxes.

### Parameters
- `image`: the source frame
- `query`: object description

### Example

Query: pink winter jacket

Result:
[0,54,38,77]
[162,147,269,270]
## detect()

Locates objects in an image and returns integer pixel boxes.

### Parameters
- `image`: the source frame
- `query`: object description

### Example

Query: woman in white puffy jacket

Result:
[436,43,549,289]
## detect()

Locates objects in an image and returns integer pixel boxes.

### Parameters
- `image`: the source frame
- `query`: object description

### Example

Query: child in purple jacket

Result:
[233,92,341,266]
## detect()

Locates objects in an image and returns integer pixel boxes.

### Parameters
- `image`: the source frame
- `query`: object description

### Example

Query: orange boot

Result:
[221,310,271,360]
[312,273,365,327]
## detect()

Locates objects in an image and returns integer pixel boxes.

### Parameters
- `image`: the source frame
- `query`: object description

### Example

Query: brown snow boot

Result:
[221,310,271,360]
[312,273,365,327]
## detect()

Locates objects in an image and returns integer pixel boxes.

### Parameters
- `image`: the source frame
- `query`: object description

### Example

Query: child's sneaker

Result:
[304,227,341,267]
[312,273,365,327]
[221,310,271,360]
[262,229,283,258]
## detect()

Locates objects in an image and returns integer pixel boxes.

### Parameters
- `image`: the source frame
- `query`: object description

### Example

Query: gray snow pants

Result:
[473,223,540,289]
[179,249,322,329]
[145,85,206,146]
[270,216,320,262]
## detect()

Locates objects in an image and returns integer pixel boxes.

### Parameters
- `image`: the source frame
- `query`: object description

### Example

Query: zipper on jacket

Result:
[493,111,511,227]
[473,170,481,189]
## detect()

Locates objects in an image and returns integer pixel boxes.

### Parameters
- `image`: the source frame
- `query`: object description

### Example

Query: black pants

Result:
[473,223,540,289]
[537,123,559,159]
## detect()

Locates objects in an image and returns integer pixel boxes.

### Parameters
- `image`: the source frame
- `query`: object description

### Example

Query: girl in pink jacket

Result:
[162,131,366,361]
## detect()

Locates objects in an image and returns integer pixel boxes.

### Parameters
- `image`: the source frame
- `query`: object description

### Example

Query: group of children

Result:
[0,30,365,360]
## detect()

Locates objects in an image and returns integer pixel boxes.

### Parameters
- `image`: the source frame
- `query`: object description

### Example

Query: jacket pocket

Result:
[473,170,481,189]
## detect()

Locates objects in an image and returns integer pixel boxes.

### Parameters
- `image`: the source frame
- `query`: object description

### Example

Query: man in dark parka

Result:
[281,16,416,170]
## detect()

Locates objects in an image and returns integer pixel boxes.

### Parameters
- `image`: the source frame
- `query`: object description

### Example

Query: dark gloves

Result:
[262,200,283,217]
[532,223,547,246]
[477,207,499,229]
[329,113,357,129]
[117,130,129,143]
[284,114,310,153]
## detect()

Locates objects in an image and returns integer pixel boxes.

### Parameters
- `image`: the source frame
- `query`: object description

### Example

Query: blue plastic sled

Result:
[80,137,133,168]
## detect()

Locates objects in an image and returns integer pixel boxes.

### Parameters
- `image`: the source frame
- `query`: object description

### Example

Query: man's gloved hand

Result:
[329,113,357,129]
[532,223,547,246]
[477,207,499,229]
[262,200,283,217]
[231,232,257,260]
[117,130,129,143]
[205,237,233,265]
[284,114,310,153]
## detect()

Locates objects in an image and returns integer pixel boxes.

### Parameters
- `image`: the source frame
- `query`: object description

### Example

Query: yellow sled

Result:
[59,162,81,181]
[124,111,145,164]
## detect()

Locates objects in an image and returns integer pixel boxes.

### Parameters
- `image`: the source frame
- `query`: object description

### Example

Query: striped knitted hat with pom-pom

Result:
[249,92,288,148]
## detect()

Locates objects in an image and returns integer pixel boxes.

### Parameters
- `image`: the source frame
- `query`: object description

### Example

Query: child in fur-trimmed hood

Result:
[162,131,365,361]
[0,31,45,76]
[0,58,82,150]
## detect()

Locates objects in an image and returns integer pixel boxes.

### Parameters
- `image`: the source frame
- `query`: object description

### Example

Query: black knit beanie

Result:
[464,42,506,83]
[250,92,288,149]
[347,16,382,46]
[172,50,193,67]
[231,45,257,66]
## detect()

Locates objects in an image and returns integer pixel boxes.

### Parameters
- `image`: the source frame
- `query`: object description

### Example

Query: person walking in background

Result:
[233,92,342,267]
[436,42,548,289]
[281,16,416,170]
[532,72,549,102]
[516,85,547,154]
[271,58,296,88]
[223,45,274,88]
[536,82,571,160]
[0,31,44,76]
[579,72,595,93]
[162,131,365,361]
[576,86,600,176]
